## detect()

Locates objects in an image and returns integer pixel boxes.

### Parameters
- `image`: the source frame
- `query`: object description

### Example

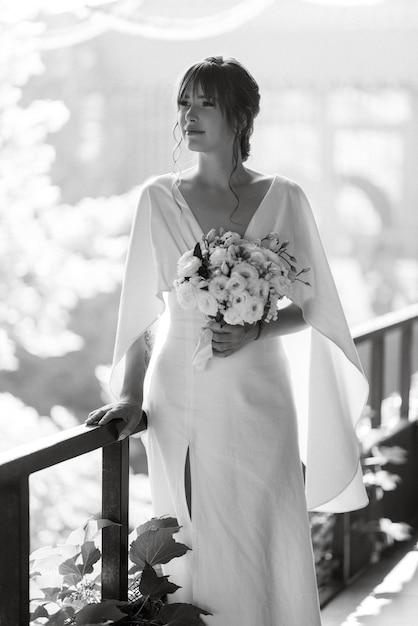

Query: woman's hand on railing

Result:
[85,402,147,441]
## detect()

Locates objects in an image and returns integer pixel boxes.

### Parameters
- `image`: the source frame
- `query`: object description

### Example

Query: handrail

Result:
[352,302,418,341]
[0,422,120,483]
[352,302,418,427]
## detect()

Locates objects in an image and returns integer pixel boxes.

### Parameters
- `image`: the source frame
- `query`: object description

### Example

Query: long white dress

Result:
[110,173,369,626]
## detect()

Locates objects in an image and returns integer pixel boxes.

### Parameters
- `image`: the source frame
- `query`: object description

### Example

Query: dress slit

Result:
[184,446,192,520]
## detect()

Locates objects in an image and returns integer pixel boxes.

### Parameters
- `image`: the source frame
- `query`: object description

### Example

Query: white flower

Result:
[233,262,259,285]
[206,228,217,243]
[190,274,207,289]
[249,250,267,266]
[177,250,202,278]
[230,290,250,312]
[197,291,218,317]
[208,275,229,301]
[176,281,198,309]
[226,272,247,294]
[263,248,283,266]
[223,308,244,325]
[257,278,270,299]
[242,294,265,324]
[270,274,292,296]
[209,247,230,266]
[222,231,242,246]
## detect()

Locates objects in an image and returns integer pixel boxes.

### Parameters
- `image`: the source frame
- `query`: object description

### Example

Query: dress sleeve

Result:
[286,183,369,512]
[109,182,165,399]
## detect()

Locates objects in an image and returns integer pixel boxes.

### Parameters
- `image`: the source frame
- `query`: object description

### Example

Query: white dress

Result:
[110,173,369,626]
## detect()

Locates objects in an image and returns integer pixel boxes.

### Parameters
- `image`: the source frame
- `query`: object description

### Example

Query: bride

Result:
[87,55,368,626]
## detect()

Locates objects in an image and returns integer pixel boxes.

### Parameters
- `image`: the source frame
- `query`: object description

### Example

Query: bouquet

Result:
[173,227,310,368]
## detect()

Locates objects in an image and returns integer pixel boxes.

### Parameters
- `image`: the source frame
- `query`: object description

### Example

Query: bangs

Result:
[177,63,231,117]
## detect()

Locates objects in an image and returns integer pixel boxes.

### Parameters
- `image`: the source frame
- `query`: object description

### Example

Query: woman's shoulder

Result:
[249,169,303,195]
[139,172,174,194]
[270,172,304,195]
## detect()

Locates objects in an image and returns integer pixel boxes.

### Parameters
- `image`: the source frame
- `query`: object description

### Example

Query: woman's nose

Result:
[185,105,198,121]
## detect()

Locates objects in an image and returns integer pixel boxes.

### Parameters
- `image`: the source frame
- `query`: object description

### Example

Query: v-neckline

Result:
[173,174,276,239]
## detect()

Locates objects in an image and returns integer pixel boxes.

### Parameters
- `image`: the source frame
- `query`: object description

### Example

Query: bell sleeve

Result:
[286,182,369,512]
[109,181,165,399]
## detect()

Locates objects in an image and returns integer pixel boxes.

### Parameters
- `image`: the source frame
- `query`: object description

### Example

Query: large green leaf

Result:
[36,587,62,603]
[130,528,190,570]
[139,562,180,600]
[156,603,211,625]
[59,556,82,586]
[80,541,101,576]
[135,516,180,537]
[74,600,126,625]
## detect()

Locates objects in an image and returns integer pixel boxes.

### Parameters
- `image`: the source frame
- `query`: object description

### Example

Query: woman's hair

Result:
[176,56,260,163]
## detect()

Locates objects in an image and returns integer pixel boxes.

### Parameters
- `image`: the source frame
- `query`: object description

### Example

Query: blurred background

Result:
[1,0,418,548]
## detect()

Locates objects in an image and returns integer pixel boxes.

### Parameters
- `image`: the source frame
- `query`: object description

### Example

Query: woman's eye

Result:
[203,100,215,107]
[178,100,189,108]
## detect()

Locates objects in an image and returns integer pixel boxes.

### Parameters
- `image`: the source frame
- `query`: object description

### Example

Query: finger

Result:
[212,340,231,352]
[98,408,125,426]
[213,348,234,358]
[118,414,141,441]
[85,409,107,425]
[212,332,230,343]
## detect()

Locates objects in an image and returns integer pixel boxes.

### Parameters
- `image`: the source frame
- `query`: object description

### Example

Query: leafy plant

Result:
[30,516,210,626]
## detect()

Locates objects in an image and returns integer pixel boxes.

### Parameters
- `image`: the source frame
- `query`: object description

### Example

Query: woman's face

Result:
[177,82,236,156]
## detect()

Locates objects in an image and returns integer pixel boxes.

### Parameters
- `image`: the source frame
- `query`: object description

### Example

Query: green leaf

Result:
[75,600,126,625]
[135,516,180,537]
[139,562,180,600]
[44,609,68,626]
[193,242,203,260]
[130,528,190,570]
[37,587,62,602]
[30,604,50,619]
[59,556,82,586]
[156,603,211,625]
[80,541,101,576]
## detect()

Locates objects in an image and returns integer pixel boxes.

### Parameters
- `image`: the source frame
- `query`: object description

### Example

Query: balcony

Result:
[1,303,417,625]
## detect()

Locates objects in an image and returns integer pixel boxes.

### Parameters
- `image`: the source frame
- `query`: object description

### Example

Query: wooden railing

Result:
[0,422,132,624]
[1,303,417,624]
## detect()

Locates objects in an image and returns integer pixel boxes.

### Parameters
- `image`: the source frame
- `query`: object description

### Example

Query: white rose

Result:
[223,308,244,325]
[197,290,219,317]
[249,250,267,267]
[190,274,207,289]
[177,250,202,278]
[176,281,198,309]
[230,290,250,312]
[208,275,229,301]
[226,272,247,294]
[233,262,259,285]
[222,231,242,246]
[242,295,265,324]
[209,247,230,266]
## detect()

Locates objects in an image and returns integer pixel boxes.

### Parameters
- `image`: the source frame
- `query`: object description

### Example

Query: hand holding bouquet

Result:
[174,228,310,368]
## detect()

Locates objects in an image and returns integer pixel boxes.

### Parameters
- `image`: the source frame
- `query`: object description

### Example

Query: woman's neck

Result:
[194,152,249,190]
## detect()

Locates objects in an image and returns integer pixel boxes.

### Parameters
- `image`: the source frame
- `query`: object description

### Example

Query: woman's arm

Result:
[86,335,148,439]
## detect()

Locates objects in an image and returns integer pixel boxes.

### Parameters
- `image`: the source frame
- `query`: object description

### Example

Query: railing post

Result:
[400,322,413,419]
[370,334,384,427]
[0,477,30,625]
[101,438,130,600]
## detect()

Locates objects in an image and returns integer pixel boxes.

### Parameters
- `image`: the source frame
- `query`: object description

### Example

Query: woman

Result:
[87,56,368,625]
